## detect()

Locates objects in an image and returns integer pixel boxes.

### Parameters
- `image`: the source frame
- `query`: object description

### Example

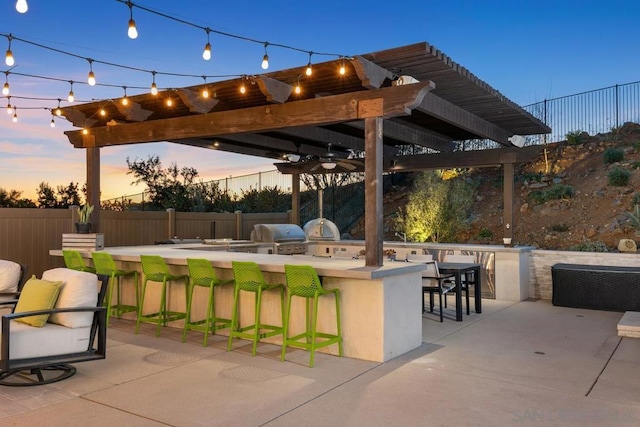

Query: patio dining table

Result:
[437,262,483,321]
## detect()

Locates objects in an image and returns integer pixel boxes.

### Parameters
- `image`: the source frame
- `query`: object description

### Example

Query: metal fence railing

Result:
[103,80,640,206]
[523,80,640,145]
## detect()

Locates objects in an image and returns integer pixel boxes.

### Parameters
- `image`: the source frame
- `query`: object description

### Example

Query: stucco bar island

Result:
[52,244,426,363]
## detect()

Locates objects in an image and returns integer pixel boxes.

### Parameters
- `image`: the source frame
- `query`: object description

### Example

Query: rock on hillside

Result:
[348,122,640,251]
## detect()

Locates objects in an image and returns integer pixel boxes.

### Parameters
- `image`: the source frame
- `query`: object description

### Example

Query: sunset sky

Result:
[1,0,639,200]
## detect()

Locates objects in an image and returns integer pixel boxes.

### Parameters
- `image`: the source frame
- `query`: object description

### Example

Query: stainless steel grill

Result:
[251,224,308,255]
[303,218,340,241]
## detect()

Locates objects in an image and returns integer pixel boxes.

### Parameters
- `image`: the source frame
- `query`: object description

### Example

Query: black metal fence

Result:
[523,80,640,144]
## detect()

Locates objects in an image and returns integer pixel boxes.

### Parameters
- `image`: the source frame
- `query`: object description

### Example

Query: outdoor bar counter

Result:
[51,244,426,363]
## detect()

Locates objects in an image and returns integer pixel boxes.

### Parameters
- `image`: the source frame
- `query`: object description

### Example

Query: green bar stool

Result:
[62,249,96,273]
[182,258,234,346]
[91,251,139,328]
[227,261,285,356]
[281,264,343,367]
[136,255,189,338]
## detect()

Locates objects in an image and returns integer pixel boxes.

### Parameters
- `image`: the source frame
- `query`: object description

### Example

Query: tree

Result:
[396,170,476,242]
[126,155,199,211]
[37,182,58,208]
[0,188,36,208]
[56,182,82,207]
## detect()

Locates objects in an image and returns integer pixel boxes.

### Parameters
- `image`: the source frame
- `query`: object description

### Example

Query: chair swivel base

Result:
[0,364,77,387]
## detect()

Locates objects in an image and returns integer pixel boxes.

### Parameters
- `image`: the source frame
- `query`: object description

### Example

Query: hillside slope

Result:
[349,122,640,251]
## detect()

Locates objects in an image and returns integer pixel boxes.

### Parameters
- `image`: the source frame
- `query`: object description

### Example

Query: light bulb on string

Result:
[55,99,62,116]
[67,81,75,103]
[201,76,209,98]
[239,76,246,94]
[15,0,28,13]
[126,1,138,39]
[12,108,17,123]
[305,52,313,76]
[87,59,96,86]
[50,116,55,128]
[150,71,158,95]
[202,28,211,60]
[261,42,269,70]
[121,86,128,105]
[166,98,173,107]
[2,82,9,96]
[339,57,346,76]
[294,75,301,95]
[99,107,106,117]
[82,128,88,135]
[6,98,13,115]
[5,35,14,66]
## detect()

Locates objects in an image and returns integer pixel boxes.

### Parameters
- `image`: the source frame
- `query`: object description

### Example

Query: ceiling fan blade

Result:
[309,162,321,172]
[338,161,357,171]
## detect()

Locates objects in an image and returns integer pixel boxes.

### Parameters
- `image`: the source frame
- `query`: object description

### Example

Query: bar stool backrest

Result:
[284,264,323,298]
[140,255,170,281]
[231,261,265,292]
[444,254,474,263]
[91,251,118,275]
[62,250,94,272]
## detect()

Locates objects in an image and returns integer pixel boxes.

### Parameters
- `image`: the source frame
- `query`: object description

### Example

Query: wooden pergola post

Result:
[502,152,517,246]
[364,113,384,267]
[86,146,100,232]
[291,173,300,225]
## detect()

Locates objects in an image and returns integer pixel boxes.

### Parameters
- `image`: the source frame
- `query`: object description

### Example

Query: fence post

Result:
[167,208,176,238]
[615,84,619,129]
[235,210,243,240]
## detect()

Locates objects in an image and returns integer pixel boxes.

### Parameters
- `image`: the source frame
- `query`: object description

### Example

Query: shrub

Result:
[550,223,569,232]
[603,147,624,164]
[607,167,631,186]
[566,130,586,145]
[632,161,640,170]
[529,184,575,204]
[478,227,493,239]
[568,239,609,252]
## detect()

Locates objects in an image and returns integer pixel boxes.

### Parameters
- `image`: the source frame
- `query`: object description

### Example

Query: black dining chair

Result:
[407,258,455,322]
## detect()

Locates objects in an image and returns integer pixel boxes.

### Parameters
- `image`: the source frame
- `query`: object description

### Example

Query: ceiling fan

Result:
[307,143,363,172]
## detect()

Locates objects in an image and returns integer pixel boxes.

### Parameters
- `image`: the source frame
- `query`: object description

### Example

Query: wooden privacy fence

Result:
[0,207,291,278]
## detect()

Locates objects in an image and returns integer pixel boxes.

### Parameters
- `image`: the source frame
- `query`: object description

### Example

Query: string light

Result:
[294,75,301,95]
[67,81,75,102]
[166,97,173,107]
[339,57,346,76]
[5,35,14,66]
[12,107,17,122]
[121,86,128,105]
[87,59,96,86]
[305,52,313,76]
[2,73,9,96]
[15,0,28,14]
[261,42,269,70]
[202,28,211,61]
[82,128,88,135]
[6,97,13,115]
[201,76,209,98]
[239,76,246,94]
[150,71,158,95]
[126,1,138,39]
[55,99,62,116]
[50,114,56,128]
[100,107,107,116]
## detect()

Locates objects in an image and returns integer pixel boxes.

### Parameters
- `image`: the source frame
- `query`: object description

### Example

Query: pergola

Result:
[60,42,550,267]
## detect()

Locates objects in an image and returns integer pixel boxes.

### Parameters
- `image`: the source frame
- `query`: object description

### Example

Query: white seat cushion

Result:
[0,260,20,293]
[41,268,98,328]
[0,321,90,360]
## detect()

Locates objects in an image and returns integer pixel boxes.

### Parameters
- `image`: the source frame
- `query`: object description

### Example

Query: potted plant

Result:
[76,204,94,234]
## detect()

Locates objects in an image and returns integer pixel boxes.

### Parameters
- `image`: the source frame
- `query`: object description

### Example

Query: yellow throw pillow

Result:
[14,276,62,327]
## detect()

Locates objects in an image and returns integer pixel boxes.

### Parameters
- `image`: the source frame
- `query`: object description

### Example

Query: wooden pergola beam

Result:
[278,126,398,157]
[347,119,454,152]
[416,92,512,145]
[385,145,543,171]
[65,81,435,148]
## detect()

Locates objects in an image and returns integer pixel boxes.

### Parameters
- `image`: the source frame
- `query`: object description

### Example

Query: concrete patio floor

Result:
[1,299,639,426]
